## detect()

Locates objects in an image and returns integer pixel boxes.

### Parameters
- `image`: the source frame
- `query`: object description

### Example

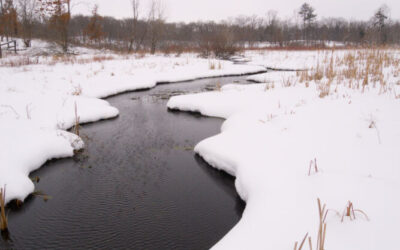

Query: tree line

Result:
[1,0,400,57]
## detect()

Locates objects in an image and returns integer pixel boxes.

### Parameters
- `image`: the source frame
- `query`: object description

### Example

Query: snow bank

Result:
[167,80,400,249]
[0,92,118,202]
[0,119,84,203]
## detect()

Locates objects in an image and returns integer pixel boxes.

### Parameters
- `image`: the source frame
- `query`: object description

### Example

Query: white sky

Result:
[73,0,400,22]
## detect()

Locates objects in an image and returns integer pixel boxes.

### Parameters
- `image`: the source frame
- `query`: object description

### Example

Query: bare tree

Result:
[84,4,104,44]
[147,0,165,54]
[128,0,140,52]
[0,0,5,41]
[37,0,72,52]
[265,10,282,46]
[17,0,37,47]
[0,0,18,41]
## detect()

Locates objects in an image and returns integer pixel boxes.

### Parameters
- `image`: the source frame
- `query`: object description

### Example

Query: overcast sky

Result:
[73,0,400,22]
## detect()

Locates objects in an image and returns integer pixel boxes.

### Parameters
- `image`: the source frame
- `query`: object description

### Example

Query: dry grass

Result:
[216,81,221,91]
[209,60,216,70]
[316,198,328,250]
[218,61,222,70]
[264,81,275,91]
[208,60,223,70]
[0,187,8,232]
[367,115,382,144]
[308,158,319,176]
[32,191,52,202]
[317,79,332,98]
[295,199,329,250]
[282,76,297,88]
[296,199,369,250]
[394,89,400,99]
[0,56,40,67]
[341,201,369,222]
[50,54,115,65]
[294,232,309,250]
[296,48,400,98]
[71,85,83,96]
[73,102,80,136]
[0,54,117,68]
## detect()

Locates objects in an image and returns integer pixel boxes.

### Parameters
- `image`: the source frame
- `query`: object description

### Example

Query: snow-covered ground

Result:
[243,49,356,70]
[3,41,400,249]
[168,49,400,249]
[0,40,265,204]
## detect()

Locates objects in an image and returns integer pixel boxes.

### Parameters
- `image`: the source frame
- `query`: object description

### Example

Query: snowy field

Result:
[0,40,265,204]
[2,40,400,249]
[168,49,400,249]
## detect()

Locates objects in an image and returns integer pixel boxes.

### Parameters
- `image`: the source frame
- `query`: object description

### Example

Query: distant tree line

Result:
[1,0,400,56]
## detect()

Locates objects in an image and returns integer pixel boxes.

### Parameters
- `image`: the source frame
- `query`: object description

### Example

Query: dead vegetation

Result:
[71,85,82,96]
[294,198,328,250]
[264,80,275,91]
[308,158,319,176]
[73,102,80,136]
[281,75,297,88]
[0,187,8,233]
[0,54,116,68]
[208,60,223,70]
[341,201,369,222]
[49,54,115,65]
[296,48,400,98]
[295,198,370,250]
[0,56,39,67]
[32,191,52,202]
[215,81,222,91]
[209,60,216,70]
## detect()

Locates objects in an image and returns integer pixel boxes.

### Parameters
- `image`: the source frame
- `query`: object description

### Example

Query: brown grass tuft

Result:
[294,232,309,250]
[316,198,328,250]
[295,48,399,98]
[341,201,369,222]
[295,199,329,250]
[308,158,319,176]
[209,60,216,70]
[73,102,80,136]
[216,81,221,91]
[0,187,8,232]
[0,56,40,67]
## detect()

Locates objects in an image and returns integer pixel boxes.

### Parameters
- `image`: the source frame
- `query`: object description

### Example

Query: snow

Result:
[167,52,400,249]
[0,41,265,203]
[0,119,83,203]
[3,40,400,249]
[243,49,348,70]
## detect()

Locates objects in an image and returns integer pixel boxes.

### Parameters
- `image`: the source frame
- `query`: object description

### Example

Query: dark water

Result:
[1,77,248,250]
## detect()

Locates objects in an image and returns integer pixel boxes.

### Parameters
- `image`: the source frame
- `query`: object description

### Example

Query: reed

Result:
[74,102,80,136]
[316,198,328,250]
[308,158,319,176]
[209,60,216,70]
[216,81,221,91]
[341,201,369,222]
[0,187,8,232]
[294,199,328,250]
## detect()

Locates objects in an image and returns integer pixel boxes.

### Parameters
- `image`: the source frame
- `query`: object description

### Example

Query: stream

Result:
[1,76,249,250]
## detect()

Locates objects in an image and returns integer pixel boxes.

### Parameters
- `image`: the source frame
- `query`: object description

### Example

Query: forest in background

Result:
[1,0,400,57]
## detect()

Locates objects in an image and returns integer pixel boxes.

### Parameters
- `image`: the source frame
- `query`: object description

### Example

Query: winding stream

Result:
[1,77,248,250]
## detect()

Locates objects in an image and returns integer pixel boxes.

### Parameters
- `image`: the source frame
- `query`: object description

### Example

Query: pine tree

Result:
[373,5,389,44]
[298,3,317,44]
